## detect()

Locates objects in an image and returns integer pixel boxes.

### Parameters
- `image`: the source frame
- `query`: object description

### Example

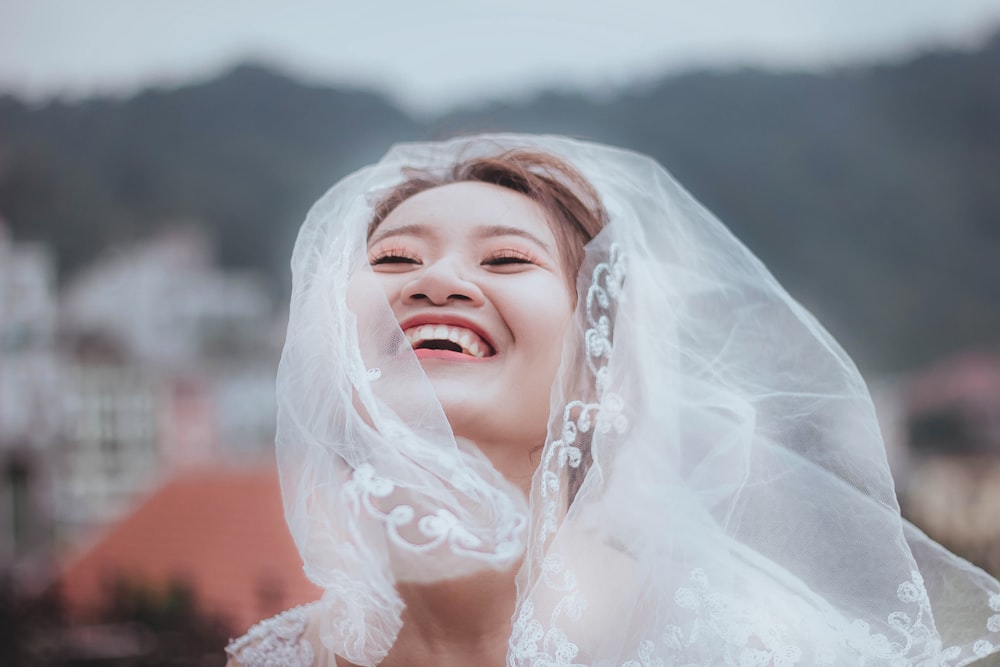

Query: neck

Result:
[458,434,543,498]
[380,564,519,667]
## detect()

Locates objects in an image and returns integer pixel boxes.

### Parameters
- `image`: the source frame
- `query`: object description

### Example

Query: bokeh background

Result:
[2,1,1000,664]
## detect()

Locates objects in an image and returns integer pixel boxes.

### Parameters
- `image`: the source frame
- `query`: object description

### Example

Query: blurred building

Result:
[896,351,1000,576]
[0,221,297,659]
[61,227,275,371]
[58,333,161,538]
[2,221,284,594]
[57,227,281,539]
[905,351,1000,457]
[0,221,62,588]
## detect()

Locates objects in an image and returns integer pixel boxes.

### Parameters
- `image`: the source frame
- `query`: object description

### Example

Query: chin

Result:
[429,379,550,447]
[443,405,545,448]
[437,401,490,440]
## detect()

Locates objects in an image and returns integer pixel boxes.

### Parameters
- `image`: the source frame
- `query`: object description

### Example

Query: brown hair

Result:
[369,149,608,280]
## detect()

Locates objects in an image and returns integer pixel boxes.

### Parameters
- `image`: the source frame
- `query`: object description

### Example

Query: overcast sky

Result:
[3,0,1000,114]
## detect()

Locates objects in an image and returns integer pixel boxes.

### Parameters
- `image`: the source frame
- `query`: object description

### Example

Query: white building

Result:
[62,227,275,370]
[58,337,161,535]
[57,227,280,537]
[0,220,61,586]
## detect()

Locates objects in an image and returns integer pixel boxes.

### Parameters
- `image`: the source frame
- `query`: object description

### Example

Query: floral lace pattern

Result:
[663,568,808,666]
[656,568,1000,667]
[536,243,627,551]
[509,240,1000,666]
[226,603,316,667]
[512,245,626,666]
[342,461,523,560]
[511,556,589,666]
[514,563,1000,666]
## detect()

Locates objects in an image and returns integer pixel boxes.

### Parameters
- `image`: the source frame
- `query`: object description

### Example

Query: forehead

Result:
[373,181,555,242]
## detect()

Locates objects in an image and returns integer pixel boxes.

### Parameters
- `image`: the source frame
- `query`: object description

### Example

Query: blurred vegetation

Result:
[1,33,999,372]
[1,574,231,666]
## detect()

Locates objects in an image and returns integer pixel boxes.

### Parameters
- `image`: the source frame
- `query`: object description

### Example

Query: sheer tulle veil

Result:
[275,134,1000,666]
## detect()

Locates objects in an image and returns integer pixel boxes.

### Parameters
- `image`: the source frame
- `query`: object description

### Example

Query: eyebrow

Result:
[368,223,555,254]
[368,223,429,247]
[475,224,554,254]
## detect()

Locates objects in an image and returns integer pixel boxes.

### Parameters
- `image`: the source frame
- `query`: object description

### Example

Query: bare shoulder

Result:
[225,602,322,667]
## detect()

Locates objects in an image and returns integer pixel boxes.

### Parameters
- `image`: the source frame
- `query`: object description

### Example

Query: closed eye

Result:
[483,249,536,266]
[370,249,420,266]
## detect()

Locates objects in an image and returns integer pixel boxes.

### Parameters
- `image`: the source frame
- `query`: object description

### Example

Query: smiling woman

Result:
[226,135,1000,667]
[369,182,574,490]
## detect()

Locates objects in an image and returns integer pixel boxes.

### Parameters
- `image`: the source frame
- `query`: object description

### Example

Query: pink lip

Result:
[397,314,497,356]
[413,349,490,362]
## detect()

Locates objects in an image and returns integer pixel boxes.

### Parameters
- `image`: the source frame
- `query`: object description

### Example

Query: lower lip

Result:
[413,349,491,362]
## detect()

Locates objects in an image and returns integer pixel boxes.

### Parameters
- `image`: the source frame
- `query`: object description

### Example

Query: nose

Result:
[403,258,484,306]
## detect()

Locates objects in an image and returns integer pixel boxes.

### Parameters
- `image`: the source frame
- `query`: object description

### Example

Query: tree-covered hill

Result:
[2,34,999,372]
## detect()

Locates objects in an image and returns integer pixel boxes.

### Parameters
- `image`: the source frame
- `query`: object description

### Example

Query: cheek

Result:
[346,267,382,313]
[510,283,575,363]
[346,268,406,331]
[367,272,404,305]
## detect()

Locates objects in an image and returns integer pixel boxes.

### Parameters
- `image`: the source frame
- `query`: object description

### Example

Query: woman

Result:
[227,135,1000,666]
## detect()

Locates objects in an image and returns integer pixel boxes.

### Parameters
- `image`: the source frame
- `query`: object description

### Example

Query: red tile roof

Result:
[58,465,321,634]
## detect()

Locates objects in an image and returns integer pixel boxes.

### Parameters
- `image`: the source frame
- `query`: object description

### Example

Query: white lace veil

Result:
[276,134,1000,666]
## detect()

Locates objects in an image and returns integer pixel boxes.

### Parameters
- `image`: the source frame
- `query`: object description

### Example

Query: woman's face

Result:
[367,181,575,477]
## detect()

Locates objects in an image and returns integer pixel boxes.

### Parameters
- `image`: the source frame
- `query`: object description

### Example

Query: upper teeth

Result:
[403,324,488,358]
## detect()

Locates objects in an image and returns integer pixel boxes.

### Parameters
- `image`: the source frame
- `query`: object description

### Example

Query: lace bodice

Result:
[226,603,323,667]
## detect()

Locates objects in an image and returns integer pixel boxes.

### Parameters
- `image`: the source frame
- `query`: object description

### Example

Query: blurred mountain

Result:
[2,34,999,372]
[0,65,420,285]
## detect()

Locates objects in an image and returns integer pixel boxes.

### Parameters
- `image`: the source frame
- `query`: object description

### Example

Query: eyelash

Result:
[368,248,538,267]
[483,249,536,266]
[369,248,419,265]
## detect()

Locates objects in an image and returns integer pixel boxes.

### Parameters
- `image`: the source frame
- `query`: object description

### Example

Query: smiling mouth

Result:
[403,324,495,358]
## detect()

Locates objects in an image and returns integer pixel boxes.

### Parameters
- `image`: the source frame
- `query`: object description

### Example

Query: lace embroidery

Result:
[988,593,1000,633]
[511,555,589,666]
[537,243,627,550]
[654,569,1000,667]
[621,641,662,667]
[973,594,1000,659]
[226,604,315,667]
[662,568,814,666]
[509,240,1000,665]
[513,561,1000,665]
[342,462,522,559]
[512,245,626,666]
